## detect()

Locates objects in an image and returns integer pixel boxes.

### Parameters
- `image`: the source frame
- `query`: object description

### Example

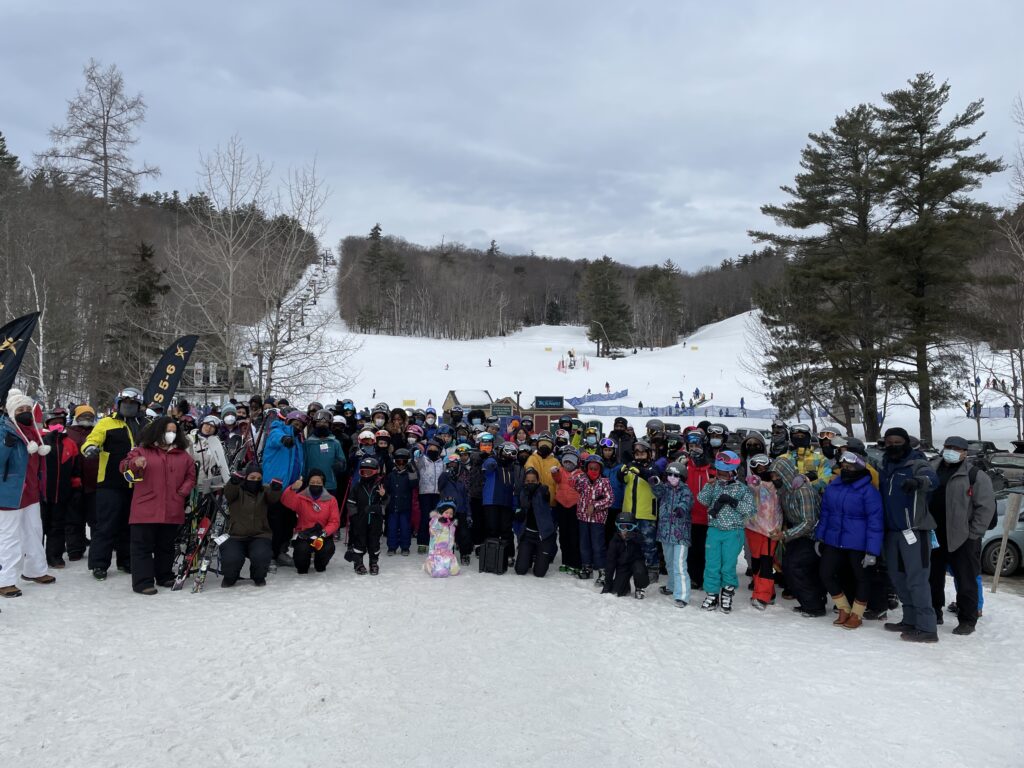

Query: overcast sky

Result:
[5,2,1022,269]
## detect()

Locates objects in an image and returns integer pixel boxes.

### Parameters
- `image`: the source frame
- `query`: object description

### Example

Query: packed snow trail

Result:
[2,557,1021,767]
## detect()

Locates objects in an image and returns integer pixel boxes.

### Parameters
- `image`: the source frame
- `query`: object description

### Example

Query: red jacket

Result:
[552,467,581,508]
[44,429,81,503]
[686,461,715,526]
[120,446,197,525]
[282,486,340,536]
[67,424,100,493]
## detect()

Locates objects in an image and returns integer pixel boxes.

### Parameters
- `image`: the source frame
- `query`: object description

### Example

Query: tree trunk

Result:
[862,375,881,441]
[915,342,933,445]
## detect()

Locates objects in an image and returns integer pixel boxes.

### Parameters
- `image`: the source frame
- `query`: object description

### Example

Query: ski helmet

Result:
[313,409,333,424]
[358,456,379,475]
[286,410,308,426]
[393,448,411,462]
[714,450,741,474]
[500,441,517,457]
[406,424,425,439]
[115,387,143,408]
[645,418,664,433]
[358,429,376,445]
[666,461,687,479]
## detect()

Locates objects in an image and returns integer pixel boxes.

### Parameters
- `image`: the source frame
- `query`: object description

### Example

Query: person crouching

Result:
[282,469,340,574]
[221,463,282,587]
[602,511,649,599]
[424,500,461,577]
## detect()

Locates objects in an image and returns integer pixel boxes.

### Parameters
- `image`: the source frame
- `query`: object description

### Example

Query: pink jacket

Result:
[572,473,613,524]
[121,446,197,525]
[745,475,783,536]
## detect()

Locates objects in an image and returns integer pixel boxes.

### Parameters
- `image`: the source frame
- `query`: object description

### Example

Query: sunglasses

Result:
[616,523,638,533]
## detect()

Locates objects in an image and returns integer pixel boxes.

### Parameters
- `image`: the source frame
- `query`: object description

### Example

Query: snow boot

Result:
[721,586,735,613]
[275,552,294,567]
[352,554,367,575]
[370,560,380,575]
[387,549,396,556]
[417,544,428,554]
[675,599,688,608]
[884,621,914,633]
[832,594,851,626]
[701,593,719,611]
[577,566,593,580]
[0,585,23,598]
[634,588,646,600]
[253,577,266,587]
[401,549,410,556]
[659,585,673,596]
[221,577,237,588]
[952,623,976,636]
[934,607,944,625]
[947,601,959,615]
[862,609,887,621]
[594,570,605,587]
[460,554,471,566]
[134,586,158,596]
[900,629,939,644]
[750,598,768,611]
[842,600,867,630]
[887,591,899,610]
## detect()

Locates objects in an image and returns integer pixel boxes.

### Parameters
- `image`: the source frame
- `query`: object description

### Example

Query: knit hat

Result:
[243,462,262,477]
[883,427,910,443]
[5,388,33,416]
[221,403,237,417]
[74,404,96,421]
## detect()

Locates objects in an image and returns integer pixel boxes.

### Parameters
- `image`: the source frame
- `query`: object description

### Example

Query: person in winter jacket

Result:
[439,453,474,564]
[41,409,81,568]
[414,439,446,553]
[0,390,54,598]
[385,448,418,555]
[82,386,147,579]
[303,410,347,494]
[618,440,659,580]
[768,419,790,458]
[744,454,783,609]
[482,442,518,564]
[599,438,625,546]
[603,511,649,598]
[189,416,231,495]
[878,427,940,643]
[770,455,826,617]
[697,451,755,612]
[220,463,281,587]
[525,433,560,499]
[423,501,461,578]
[651,462,693,606]
[927,436,995,635]
[786,424,831,489]
[573,455,613,581]
[283,469,341,574]
[66,404,99,561]
[551,450,583,574]
[684,430,714,591]
[262,412,306,566]
[345,457,389,575]
[514,467,558,577]
[815,451,884,630]
[609,417,635,465]
[119,417,197,595]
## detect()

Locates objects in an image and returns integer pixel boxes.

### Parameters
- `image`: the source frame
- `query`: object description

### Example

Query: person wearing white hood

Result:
[0,389,56,598]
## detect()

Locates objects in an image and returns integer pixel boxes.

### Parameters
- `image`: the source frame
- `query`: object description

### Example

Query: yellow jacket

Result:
[82,415,138,488]
[525,452,561,499]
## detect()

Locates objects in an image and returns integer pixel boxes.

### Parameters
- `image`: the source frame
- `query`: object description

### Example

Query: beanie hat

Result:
[221,403,237,417]
[5,388,33,417]
[243,462,262,477]
[74,404,96,421]
[883,427,910,443]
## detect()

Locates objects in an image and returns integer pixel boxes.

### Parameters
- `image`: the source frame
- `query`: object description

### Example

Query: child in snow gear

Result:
[41,409,81,568]
[815,451,884,629]
[599,438,625,547]
[786,424,831,488]
[385,448,418,555]
[424,501,461,577]
[346,457,388,574]
[744,454,783,609]
[697,450,755,613]
[651,461,693,606]
[514,467,559,577]
[770,456,827,617]
[119,417,197,595]
[551,449,582,574]
[283,469,340,574]
[189,415,231,494]
[221,463,280,586]
[603,512,650,599]
[0,390,54,598]
[414,439,445,553]
[262,412,306,566]
[66,405,98,561]
[618,440,660,581]
[684,429,713,590]
[573,455,612,581]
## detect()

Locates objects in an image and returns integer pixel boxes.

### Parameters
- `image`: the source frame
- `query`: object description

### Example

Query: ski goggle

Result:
[749,455,772,468]
[790,424,811,434]
[616,522,638,533]
[818,429,837,440]
[839,451,863,465]
[707,425,726,436]
[685,433,703,444]
[599,438,615,448]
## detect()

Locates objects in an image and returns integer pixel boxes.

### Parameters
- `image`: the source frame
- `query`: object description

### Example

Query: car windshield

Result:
[991,456,1024,469]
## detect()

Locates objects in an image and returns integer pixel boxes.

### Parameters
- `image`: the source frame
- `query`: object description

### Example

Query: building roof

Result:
[446,390,493,406]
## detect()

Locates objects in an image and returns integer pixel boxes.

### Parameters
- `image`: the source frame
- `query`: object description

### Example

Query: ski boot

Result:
[721,586,736,613]
[634,587,646,600]
[659,585,673,596]
[369,559,380,575]
[594,570,605,587]
[701,592,719,611]
[750,597,768,611]
[577,566,593,580]
[418,544,428,554]
[460,554,471,566]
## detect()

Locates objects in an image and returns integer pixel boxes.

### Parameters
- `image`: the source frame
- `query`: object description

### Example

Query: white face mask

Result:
[407,436,417,445]
[373,417,385,428]
[224,415,236,425]
[426,416,435,426]
[164,432,177,445]
[942,449,964,464]
[667,475,681,486]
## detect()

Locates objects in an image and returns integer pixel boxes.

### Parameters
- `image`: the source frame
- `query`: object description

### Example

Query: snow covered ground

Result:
[3,555,1022,767]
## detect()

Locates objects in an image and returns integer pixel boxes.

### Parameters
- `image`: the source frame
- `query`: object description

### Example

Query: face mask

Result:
[709,438,723,448]
[840,469,862,482]
[426,416,435,426]
[308,485,324,498]
[743,443,759,456]
[164,432,177,445]
[314,426,330,438]
[586,468,601,481]
[518,454,529,465]
[75,418,95,428]
[667,475,681,487]
[688,445,703,458]
[243,479,262,494]
[446,465,459,475]
[585,436,597,446]
[822,444,836,459]
[942,449,964,464]
[373,417,385,428]
[15,411,34,427]
[471,418,482,426]
[427,449,440,460]
[224,415,237,426]
[791,434,811,449]
[407,436,417,445]
[48,423,65,433]
[537,445,552,458]
[884,443,908,461]
[119,402,140,419]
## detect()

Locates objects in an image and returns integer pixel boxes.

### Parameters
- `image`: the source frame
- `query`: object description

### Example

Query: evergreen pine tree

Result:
[579,255,632,355]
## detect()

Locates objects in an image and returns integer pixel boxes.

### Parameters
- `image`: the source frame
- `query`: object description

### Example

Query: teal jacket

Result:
[303,436,346,491]
[697,478,755,531]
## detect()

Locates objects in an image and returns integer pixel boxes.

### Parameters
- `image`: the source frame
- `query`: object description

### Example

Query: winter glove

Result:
[269,479,284,491]
[27,440,39,455]
[626,466,640,477]
[82,444,99,459]
[229,472,244,485]
[861,554,877,568]
[814,541,822,557]
[900,477,922,493]
[299,523,324,538]
[281,435,295,448]
[514,508,526,523]
[711,495,736,514]
[805,470,818,482]
[648,475,660,486]
[4,432,16,448]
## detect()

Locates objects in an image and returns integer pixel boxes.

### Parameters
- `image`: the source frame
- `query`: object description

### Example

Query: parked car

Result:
[984,453,1024,487]
[981,493,1024,576]
[968,440,1000,456]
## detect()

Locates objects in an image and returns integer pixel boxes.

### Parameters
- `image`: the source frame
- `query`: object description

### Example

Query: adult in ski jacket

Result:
[816,473,884,556]
[189,425,231,495]
[261,416,304,486]
[283,470,341,574]
[414,441,446,550]
[482,455,516,508]
[66,406,99,561]
[302,433,346,492]
[514,468,559,577]
[524,437,560,498]
[771,455,826,616]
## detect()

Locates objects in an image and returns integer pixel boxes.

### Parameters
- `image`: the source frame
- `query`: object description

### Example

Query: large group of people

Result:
[0,385,998,642]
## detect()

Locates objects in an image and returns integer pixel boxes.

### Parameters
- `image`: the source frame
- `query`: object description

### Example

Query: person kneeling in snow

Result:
[220,463,282,587]
[424,500,460,577]
[602,511,649,599]
[283,469,340,575]
[514,467,559,577]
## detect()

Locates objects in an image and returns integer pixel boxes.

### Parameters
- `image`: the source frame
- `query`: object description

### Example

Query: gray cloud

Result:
[5,1,1021,269]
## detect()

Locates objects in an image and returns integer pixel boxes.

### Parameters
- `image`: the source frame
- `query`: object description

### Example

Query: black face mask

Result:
[822,444,836,460]
[308,485,324,498]
[313,426,330,438]
[537,445,552,458]
[884,443,909,462]
[118,402,140,419]
[243,479,262,494]
[426,450,440,460]
[841,467,868,483]
[15,411,34,427]
[518,455,530,465]
[791,434,811,449]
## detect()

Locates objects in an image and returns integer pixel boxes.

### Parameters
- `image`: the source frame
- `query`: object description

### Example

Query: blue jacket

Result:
[815,474,884,555]
[385,466,418,514]
[0,416,32,509]
[602,460,625,508]
[879,450,938,532]
[651,482,693,545]
[302,436,346,491]
[518,483,556,539]
[482,456,516,507]
[262,419,304,486]
[439,469,470,519]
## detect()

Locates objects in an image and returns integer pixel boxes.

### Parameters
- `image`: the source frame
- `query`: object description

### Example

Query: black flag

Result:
[0,312,41,408]
[144,335,199,409]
